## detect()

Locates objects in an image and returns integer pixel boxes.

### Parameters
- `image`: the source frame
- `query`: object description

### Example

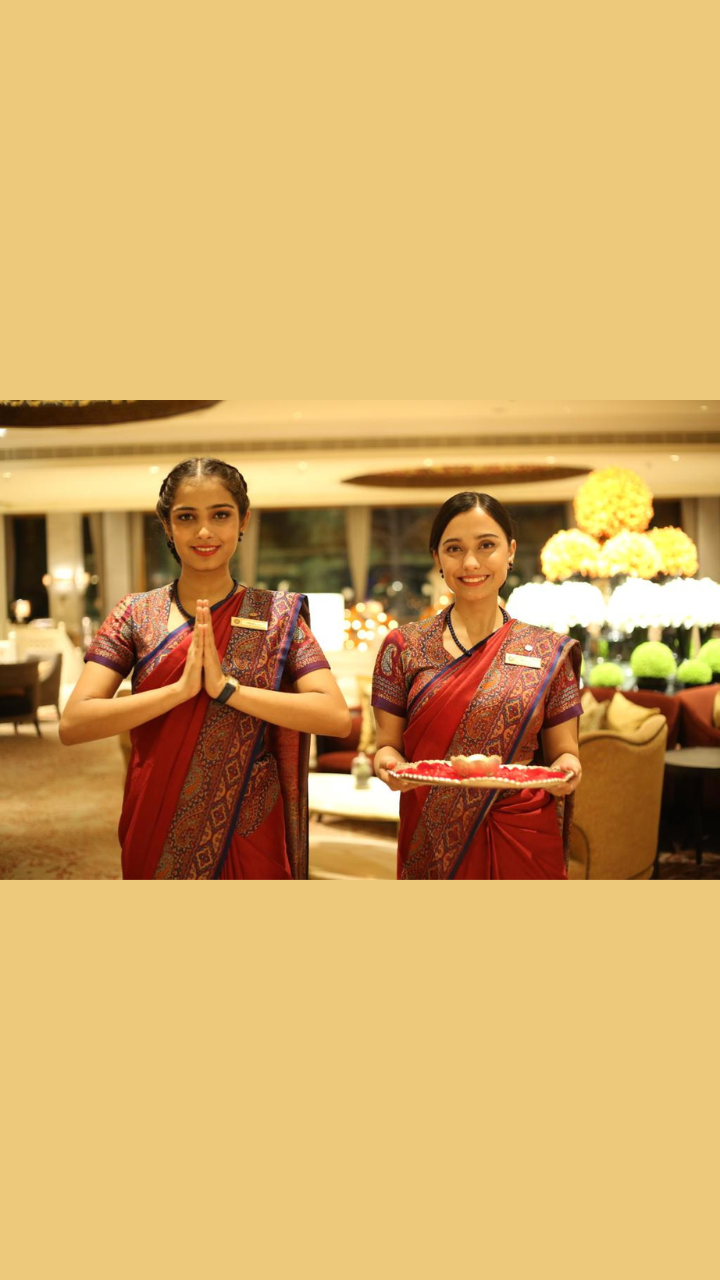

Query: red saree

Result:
[111,588,313,879]
[373,615,582,880]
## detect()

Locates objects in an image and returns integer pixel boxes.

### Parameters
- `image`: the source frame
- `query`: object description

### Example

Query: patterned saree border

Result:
[402,625,575,879]
[447,630,574,879]
[154,589,303,880]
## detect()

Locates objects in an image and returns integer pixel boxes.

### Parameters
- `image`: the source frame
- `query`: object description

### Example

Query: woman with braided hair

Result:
[60,458,351,879]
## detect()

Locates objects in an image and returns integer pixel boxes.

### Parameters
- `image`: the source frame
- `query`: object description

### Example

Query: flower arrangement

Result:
[605,579,664,632]
[505,582,567,633]
[660,577,720,628]
[630,641,677,680]
[589,662,625,688]
[555,581,606,627]
[647,527,699,577]
[597,531,663,580]
[698,638,720,675]
[540,529,601,582]
[676,658,713,686]
[574,467,654,540]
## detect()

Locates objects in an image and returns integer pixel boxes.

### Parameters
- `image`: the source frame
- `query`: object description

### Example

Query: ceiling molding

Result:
[2,428,719,464]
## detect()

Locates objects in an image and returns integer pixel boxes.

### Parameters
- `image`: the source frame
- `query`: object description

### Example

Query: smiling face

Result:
[433,506,516,602]
[167,476,247,572]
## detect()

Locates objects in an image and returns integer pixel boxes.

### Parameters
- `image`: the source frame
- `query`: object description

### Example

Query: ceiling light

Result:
[423,458,434,467]
[0,428,6,437]
[149,465,160,474]
[297,461,308,471]
[700,404,708,411]
[670,454,680,462]
[545,456,556,464]
[2,472,11,479]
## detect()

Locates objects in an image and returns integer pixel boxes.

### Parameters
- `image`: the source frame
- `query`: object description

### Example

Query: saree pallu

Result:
[398,620,581,880]
[120,588,309,880]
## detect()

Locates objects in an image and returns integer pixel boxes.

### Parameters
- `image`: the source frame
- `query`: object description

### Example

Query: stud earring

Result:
[238,533,244,544]
[508,562,514,571]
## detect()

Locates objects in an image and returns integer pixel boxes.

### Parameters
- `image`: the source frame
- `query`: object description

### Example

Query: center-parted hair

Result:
[157,458,250,564]
[429,492,517,554]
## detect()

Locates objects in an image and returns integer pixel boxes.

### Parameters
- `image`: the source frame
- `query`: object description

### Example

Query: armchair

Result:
[568,713,668,879]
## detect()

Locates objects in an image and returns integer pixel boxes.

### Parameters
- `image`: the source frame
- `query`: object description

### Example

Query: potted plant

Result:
[588,662,625,689]
[630,641,677,692]
[698,638,720,683]
[676,658,713,688]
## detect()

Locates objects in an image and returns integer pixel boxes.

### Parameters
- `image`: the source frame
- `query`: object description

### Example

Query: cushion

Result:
[579,689,609,734]
[606,691,659,734]
[357,678,377,755]
[714,690,720,731]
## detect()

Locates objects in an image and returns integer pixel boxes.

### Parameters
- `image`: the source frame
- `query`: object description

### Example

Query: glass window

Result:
[256,509,351,593]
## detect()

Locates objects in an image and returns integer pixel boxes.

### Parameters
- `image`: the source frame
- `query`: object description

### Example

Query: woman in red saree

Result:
[60,458,351,879]
[372,493,582,879]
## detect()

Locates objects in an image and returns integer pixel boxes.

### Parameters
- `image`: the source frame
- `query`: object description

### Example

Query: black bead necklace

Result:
[446,604,510,655]
[172,578,239,626]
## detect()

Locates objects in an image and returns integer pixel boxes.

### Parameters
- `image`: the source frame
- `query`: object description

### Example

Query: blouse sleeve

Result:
[543,650,583,728]
[84,596,138,678]
[371,630,408,717]
[284,615,331,683]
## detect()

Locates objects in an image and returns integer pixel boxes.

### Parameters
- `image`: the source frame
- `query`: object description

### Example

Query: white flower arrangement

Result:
[605,579,665,633]
[555,581,606,628]
[660,577,720,629]
[506,582,568,634]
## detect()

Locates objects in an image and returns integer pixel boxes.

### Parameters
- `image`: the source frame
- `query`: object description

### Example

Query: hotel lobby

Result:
[1,399,719,879]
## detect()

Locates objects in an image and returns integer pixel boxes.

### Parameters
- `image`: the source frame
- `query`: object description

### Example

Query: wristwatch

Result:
[214,676,240,705]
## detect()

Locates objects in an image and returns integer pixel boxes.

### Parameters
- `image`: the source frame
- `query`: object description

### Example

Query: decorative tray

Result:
[388,758,573,791]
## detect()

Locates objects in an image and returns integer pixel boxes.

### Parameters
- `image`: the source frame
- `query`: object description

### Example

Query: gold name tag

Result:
[505,653,542,669]
[231,617,269,631]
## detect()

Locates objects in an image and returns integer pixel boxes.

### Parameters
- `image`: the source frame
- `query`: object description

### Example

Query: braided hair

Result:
[157,458,250,565]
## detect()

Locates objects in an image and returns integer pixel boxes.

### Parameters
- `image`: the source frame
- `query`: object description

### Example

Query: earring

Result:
[238,533,244,544]
[508,562,514,571]
[439,570,444,578]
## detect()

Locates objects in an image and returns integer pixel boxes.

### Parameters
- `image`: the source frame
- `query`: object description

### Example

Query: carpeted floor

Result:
[0,720,125,879]
[1,722,716,879]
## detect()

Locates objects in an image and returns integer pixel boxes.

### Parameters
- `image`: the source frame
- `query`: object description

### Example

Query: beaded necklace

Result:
[446,604,510,655]
[171,578,239,626]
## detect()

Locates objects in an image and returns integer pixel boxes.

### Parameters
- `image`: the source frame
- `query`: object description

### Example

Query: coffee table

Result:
[308,774,400,880]
[308,773,400,824]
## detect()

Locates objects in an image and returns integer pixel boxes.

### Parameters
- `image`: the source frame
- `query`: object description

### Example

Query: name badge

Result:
[505,653,542,669]
[232,617,269,631]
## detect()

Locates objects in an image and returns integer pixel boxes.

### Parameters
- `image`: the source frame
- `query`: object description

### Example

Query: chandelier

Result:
[0,401,219,426]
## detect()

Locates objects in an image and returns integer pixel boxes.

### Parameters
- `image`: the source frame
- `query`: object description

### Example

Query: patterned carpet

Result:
[0,722,716,879]
[0,720,124,879]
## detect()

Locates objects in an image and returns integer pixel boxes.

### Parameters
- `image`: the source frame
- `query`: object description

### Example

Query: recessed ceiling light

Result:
[545,456,556,464]
[670,454,680,462]
[297,461,308,471]
[149,465,160,474]
[2,472,11,479]
[700,404,708,411]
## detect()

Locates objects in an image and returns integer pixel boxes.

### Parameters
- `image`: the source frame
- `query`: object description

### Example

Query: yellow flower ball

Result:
[597,531,663,580]
[647,527,699,577]
[574,467,654,539]
[540,529,601,582]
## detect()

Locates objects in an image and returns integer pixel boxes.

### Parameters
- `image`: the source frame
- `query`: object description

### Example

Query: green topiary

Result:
[698,638,720,674]
[589,662,625,688]
[677,658,713,686]
[630,641,677,679]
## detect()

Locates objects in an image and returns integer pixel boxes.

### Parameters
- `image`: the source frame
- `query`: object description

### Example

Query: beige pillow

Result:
[713,690,720,731]
[579,689,609,733]
[357,678,377,755]
[605,691,659,734]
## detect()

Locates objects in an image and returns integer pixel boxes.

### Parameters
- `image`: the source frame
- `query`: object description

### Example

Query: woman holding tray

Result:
[372,492,582,879]
[60,457,351,879]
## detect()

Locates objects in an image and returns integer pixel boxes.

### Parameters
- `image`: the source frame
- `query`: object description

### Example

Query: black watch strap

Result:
[215,679,238,705]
